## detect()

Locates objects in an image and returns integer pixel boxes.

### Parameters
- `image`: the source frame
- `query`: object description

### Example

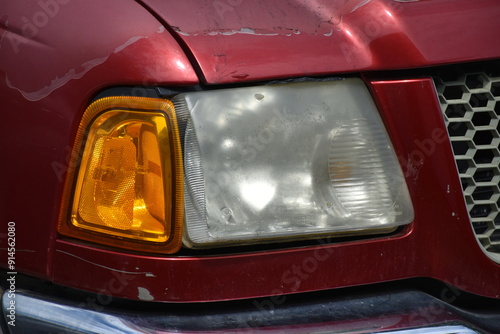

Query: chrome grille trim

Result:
[434,63,500,260]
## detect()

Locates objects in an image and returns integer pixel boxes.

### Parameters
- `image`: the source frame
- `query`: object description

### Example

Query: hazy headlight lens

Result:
[176,78,413,248]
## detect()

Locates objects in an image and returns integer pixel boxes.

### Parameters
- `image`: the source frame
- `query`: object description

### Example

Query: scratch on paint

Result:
[174,27,281,37]
[138,287,154,301]
[114,35,144,53]
[172,0,374,38]
[57,250,154,276]
[6,56,108,101]
[5,26,167,102]
[349,0,372,13]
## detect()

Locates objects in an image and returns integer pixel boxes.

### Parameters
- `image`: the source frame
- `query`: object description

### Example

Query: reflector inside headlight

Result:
[176,78,413,248]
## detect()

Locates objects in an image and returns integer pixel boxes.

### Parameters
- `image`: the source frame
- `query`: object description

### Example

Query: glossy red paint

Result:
[139,0,500,84]
[371,79,500,298]
[50,79,499,302]
[2,0,500,305]
[0,0,197,278]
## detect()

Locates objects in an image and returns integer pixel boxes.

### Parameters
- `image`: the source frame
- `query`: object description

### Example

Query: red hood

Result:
[139,0,500,84]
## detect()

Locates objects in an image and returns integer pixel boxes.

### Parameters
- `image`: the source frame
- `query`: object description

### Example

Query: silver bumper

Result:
[1,288,499,334]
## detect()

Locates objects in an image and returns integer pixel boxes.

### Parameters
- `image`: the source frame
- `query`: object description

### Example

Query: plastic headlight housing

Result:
[176,78,414,248]
[61,79,413,253]
[58,97,184,254]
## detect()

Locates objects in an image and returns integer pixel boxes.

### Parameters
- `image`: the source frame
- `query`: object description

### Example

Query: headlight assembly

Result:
[177,78,413,248]
[59,78,413,253]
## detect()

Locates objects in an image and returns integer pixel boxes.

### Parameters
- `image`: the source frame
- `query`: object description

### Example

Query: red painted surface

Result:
[2,0,500,303]
[139,0,500,84]
[51,79,500,302]
[371,79,500,298]
[0,0,197,278]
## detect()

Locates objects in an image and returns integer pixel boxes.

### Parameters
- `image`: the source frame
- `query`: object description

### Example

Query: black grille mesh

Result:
[434,62,500,255]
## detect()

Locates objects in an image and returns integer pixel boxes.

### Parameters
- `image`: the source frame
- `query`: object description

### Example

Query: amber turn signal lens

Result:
[58,97,183,254]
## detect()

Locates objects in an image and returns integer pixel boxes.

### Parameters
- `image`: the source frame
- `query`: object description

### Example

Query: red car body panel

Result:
[1,0,500,305]
[140,0,500,84]
[50,78,500,302]
[0,0,197,278]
